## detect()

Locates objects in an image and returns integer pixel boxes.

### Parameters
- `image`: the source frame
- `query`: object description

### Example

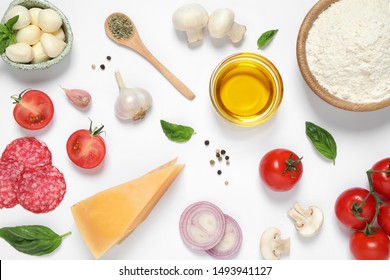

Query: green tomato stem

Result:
[363,169,387,235]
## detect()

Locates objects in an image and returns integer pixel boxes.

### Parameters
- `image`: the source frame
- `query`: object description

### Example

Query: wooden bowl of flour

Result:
[297,0,390,112]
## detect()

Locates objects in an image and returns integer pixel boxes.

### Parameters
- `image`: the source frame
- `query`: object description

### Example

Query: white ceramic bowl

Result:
[1,0,73,70]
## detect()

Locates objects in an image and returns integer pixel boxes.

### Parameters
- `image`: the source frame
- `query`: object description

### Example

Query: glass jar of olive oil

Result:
[210,52,283,126]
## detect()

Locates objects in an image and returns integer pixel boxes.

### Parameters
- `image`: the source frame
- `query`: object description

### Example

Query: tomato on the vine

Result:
[66,121,106,169]
[378,201,390,236]
[349,229,390,260]
[259,148,303,192]
[334,187,376,230]
[371,158,390,199]
[11,89,54,130]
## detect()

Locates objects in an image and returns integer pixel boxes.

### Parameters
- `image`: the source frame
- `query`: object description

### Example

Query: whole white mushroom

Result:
[4,5,31,30]
[172,3,209,44]
[38,8,63,33]
[208,8,246,43]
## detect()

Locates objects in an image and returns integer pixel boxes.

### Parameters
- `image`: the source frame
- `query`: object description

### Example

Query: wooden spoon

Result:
[104,12,196,100]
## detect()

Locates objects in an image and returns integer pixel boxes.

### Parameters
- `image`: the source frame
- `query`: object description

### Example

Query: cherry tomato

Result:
[259,148,303,192]
[334,187,376,230]
[371,158,390,199]
[66,122,106,169]
[350,229,390,260]
[378,201,390,236]
[12,89,54,130]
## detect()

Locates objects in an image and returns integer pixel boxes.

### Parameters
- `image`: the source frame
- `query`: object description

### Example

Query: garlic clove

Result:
[61,86,92,109]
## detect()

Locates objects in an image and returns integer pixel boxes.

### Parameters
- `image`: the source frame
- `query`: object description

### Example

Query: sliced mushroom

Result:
[172,3,209,44]
[260,227,290,260]
[288,203,324,237]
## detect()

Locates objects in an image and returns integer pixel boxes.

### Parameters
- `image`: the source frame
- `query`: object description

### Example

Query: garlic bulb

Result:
[114,71,152,121]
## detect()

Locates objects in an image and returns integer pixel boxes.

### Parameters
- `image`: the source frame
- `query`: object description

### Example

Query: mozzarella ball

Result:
[32,42,49,64]
[4,5,31,30]
[16,25,41,45]
[40,33,66,58]
[51,28,65,41]
[38,9,62,32]
[29,7,42,26]
[5,43,33,63]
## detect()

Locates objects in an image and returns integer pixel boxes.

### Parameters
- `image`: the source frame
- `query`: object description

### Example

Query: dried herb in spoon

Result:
[108,14,133,40]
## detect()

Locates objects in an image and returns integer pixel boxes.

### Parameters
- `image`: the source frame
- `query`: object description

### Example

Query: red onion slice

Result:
[179,201,226,250]
[206,214,242,258]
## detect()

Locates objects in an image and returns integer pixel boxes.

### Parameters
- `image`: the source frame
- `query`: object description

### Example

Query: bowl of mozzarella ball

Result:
[1,0,72,70]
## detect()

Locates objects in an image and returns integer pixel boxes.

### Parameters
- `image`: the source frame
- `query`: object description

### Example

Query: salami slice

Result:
[0,160,24,209]
[1,137,52,169]
[17,165,66,214]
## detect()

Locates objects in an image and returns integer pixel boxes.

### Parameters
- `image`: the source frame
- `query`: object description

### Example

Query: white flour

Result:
[306,0,390,104]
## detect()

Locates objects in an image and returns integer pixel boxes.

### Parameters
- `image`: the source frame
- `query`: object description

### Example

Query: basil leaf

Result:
[0,24,8,34]
[0,225,71,256]
[305,121,337,164]
[0,15,18,54]
[0,39,9,54]
[160,120,195,143]
[257,29,278,49]
[5,15,19,29]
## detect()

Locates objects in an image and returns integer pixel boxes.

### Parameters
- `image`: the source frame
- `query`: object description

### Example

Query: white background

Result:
[1,0,390,262]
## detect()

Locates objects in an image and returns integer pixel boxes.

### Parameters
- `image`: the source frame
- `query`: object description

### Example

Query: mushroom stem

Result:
[288,203,324,237]
[260,227,290,260]
[227,22,246,43]
[271,236,290,258]
[288,203,311,228]
[186,29,204,44]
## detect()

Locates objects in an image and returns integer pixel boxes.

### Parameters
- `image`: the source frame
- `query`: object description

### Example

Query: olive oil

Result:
[210,53,283,126]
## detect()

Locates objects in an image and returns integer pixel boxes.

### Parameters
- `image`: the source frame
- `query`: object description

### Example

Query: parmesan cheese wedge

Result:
[71,158,184,259]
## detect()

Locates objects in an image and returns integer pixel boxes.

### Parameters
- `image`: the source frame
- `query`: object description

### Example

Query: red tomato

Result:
[350,229,390,260]
[378,201,390,236]
[371,158,390,199]
[259,148,303,192]
[335,187,376,230]
[66,123,106,169]
[12,89,54,130]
